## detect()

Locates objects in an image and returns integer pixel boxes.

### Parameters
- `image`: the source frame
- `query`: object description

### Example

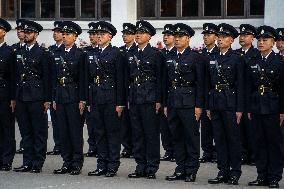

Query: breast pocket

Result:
[181,88,195,107]
[31,82,44,100]
[179,63,193,74]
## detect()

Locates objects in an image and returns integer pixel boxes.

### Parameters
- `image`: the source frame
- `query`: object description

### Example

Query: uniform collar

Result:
[261,50,273,60]
[26,43,35,51]
[165,45,174,52]
[138,44,148,52]
[177,48,186,55]
[0,41,5,48]
[206,45,217,53]
[56,43,63,48]
[99,44,110,53]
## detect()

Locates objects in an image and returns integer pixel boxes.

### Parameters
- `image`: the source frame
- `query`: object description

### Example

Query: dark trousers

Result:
[92,104,121,172]
[50,105,60,151]
[200,112,215,157]
[56,103,84,168]
[211,110,242,178]
[129,103,160,174]
[121,108,133,154]
[251,113,284,181]
[240,113,255,162]
[168,107,200,175]
[85,110,96,152]
[16,100,48,168]
[0,101,16,165]
[160,112,174,155]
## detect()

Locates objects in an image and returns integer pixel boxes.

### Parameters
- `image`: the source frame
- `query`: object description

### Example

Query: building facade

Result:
[1,0,284,49]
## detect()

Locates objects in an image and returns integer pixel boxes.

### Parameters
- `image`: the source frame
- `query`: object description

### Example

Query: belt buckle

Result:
[259,85,265,96]
[215,84,221,92]
[172,81,177,89]
[60,77,66,86]
[95,76,100,86]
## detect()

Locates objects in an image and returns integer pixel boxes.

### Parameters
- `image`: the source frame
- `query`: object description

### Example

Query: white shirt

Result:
[100,44,109,53]
[261,50,273,60]
[206,46,216,54]
[0,42,5,48]
[220,50,229,56]
[166,46,174,52]
[177,48,186,55]
[26,44,35,51]
[241,48,249,54]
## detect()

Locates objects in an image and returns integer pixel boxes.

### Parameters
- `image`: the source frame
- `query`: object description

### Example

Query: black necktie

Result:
[177,53,182,59]
[138,50,142,60]
[262,56,266,61]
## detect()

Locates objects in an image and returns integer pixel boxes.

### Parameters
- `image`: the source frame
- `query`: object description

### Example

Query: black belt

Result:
[214,84,231,92]
[57,77,74,86]
[258,85,272,95]
[131,76,156,85]
[92,76,114,86]
[171,81,194,89]
[21,74,40,81]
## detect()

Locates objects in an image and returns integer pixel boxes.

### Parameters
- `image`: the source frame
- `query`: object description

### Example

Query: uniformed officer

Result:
[127,20,163,179]
[276,28,284,147]
[207,23,245,185]
[0,18,16,171]
[13,20,51,173]
[119,23,136,159]
[52,21,85,175]
[86,21,125,177]
[236,24,259,165]
[164,23,205,182]
[247,26,284,188]
[159,24,175,162]
[83,22,99,158]
[199,23,219,163]
[46,21,63,156]
[12,19,27,154]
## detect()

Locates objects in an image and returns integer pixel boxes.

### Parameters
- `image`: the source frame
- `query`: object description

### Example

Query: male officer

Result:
[159,24,175,162]
[83,22,99,158]
[199,23,219,163]
[276,28,284,58]
[46,21,63,156]
[207,23,245,185]
[13,20,51,173]
[127,20,163,179]
[0,18,16,171]
[86,21,125,177]
[164,23,205,182]
[52,21,85,175]
[236,24,259,165]
[12,19,27,154]
[247,26,284,188]
[119,23,136,158]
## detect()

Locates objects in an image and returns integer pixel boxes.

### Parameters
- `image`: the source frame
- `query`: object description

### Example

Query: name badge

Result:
[89,56,93,60]
[129,57,133,61]
[210,61,215,65]
[55,57,60,61]
[17,55,22,59]
[251,65,257,68]
[167,60,173,63]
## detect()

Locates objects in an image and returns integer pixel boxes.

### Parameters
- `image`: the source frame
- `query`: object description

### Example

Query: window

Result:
[0,0,15,18]
[138,0,264,19]
[41,0,55,18]
[0,0,111,20]
[21,0,36,18]
[60,0,76,18]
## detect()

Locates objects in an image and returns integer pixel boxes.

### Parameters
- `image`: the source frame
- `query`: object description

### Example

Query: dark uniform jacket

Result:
[14,43,51,102]
[52,44,85,104]
[207,48,245,112]
[246,51,284,114]
[0,42,15,101]
[85,44,125,106]
[126,44,163,105]
[163,47,205,109]
[235,46,259,64]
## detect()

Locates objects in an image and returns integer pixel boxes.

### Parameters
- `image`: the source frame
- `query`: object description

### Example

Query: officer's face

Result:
[276,39,284,52]
[163,33,175,46]
[24,31,38,44]
[97,32,112,47]
[239,34,254,47]
[174,34,190,49]
[203,33,217,46]
[17,29,25,40]
[122,32,135,44]
[62,32,77,47]
[257,37,275,52]
[0,28,6,40]
[217,35,234,49]
[53,30,63,42]
[89,32,98,45]
[135,31,151,45]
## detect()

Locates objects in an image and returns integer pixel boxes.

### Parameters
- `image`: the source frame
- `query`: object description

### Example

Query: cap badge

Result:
[139,23,142,28]
[205,26,208,31]
[261,29,265,34]
[176,27,180,31]
[98,25,101,30]
[280,31,283,36]
[242,27,245,31]
[63,25,67,29]
[220,27,223,32]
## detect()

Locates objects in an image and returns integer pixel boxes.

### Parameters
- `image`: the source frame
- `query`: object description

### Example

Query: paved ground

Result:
[0,122,283,189]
